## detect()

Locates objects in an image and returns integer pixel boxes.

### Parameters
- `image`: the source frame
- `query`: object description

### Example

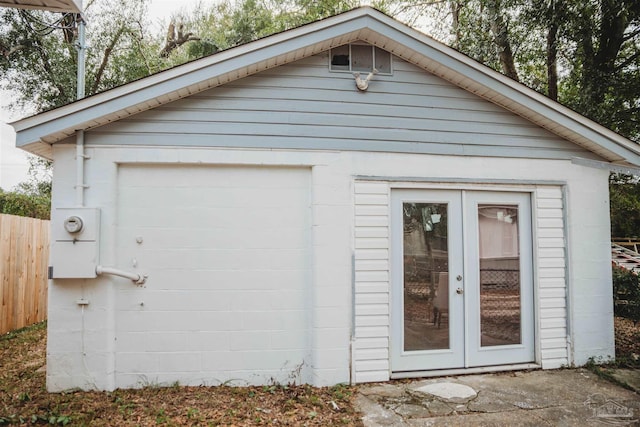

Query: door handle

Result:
[456,287,464,294]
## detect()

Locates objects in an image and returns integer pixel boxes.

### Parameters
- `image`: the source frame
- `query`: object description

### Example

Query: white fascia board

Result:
[12,8,372,146]
[360,14,640,165]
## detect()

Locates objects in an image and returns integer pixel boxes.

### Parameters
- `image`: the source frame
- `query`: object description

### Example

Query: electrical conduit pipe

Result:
[96,265,147,285]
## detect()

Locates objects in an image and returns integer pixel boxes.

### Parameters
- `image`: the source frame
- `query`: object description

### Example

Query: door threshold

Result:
[390,363,541,380]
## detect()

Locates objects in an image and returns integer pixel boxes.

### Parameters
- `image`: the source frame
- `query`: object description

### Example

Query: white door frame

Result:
[390,189,465,371]
[464,191,535,367]
[390,188,536,373]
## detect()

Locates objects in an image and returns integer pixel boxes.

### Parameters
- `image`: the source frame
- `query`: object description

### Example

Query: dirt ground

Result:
[615,316,640,366]
[2,318,639,425]
[0,322,363,426]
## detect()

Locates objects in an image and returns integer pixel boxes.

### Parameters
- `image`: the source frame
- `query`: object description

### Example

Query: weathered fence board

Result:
[0,214,49,334]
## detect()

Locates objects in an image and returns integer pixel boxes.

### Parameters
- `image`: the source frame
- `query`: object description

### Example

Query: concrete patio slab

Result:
[356,369,640,426]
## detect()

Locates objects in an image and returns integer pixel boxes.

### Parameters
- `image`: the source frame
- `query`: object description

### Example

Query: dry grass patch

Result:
[615,316,640,367]
[0,322,363,426]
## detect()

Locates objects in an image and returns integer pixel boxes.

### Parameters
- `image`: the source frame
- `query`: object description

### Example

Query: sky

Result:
[0,0,211,190]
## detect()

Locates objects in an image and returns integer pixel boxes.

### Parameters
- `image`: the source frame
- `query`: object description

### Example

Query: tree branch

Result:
[622,27,640,42]
[486,0,519,81]
[159,21,200,58]
[91,26,125,94]
[0,43,26,59]
[615,49,640,71]
[546,0,560,101]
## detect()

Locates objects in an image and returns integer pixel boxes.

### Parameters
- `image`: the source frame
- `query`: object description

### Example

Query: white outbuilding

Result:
[12,7,640,391]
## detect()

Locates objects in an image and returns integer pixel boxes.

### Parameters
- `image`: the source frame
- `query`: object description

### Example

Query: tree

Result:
[0,156,51,219]
[158,0,361,66]
[392,1,640,142]
[0,0,163,112]
[560,0,640,138]
[610,174,640,238]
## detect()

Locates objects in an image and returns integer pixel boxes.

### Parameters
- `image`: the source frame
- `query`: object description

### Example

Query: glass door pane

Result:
[402,202,449,351]
[477,204,521,347]
[465,191,534,368]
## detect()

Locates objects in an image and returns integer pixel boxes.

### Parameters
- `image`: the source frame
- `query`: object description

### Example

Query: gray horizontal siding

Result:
[88,53,600,160]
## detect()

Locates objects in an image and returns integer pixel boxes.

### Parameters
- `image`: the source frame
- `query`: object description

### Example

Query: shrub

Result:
[0,189,50,220]
[613,265,640,322]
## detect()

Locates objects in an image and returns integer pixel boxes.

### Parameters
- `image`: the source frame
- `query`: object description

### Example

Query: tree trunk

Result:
[578,0,631,122]
[160,21,200,58]
[485,0,519,81]
[545,0,559,101]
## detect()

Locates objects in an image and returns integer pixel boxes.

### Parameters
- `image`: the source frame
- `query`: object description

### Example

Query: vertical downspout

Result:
[75,130,85,206]
[75,13,97,389]
[76,15,86,100]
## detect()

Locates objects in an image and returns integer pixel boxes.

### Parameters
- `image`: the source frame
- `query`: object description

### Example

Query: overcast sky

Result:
[0,0,213,190]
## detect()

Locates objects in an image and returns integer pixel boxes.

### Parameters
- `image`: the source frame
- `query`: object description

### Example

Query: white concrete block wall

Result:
[47,145,614,390]
[309,162,353,385]
[564,168,615,365]
[48,146,358,390]
[47,145,117,391]
[113,165,313,387]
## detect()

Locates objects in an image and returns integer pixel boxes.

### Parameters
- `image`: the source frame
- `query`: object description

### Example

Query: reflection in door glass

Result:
[403,203,449,351]
[478,204,521,346]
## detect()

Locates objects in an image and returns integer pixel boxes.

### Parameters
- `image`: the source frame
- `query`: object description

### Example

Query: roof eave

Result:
[354,13,640,165]
[12,8,376,147]
[12,6,640,166]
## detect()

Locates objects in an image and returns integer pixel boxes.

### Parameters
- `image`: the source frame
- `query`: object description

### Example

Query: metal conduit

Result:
[96,265,147,285]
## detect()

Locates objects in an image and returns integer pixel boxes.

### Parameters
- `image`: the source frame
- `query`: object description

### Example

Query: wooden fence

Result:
[0,214,49,334]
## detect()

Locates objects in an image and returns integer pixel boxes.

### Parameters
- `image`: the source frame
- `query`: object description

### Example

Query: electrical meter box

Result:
[50,207,100,278]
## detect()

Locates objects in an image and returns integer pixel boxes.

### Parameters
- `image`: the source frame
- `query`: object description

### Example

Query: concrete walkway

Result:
[356,369,640,426]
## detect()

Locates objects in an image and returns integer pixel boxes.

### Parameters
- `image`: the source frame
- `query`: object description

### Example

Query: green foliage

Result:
[0,156,52,220]
[0,0,162,112]
[558,0,640,139]
[395,0,640,141]
[612,265,640,322]
[610,174,640,237]
[159,0,360,66]
[0,188,50,220]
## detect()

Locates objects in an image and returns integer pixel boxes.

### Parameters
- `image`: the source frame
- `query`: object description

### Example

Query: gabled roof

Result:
[11,7,640,165]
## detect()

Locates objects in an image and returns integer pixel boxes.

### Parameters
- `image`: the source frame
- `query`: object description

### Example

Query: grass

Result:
[0,322,363,426]
[584,316,640,392]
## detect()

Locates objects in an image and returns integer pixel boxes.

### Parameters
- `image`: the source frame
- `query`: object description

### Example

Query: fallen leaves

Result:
[615,316,640,366]
[0,322,363,426]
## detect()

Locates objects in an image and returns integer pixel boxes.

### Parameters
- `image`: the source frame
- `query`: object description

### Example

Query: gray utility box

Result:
[50,207,100,278]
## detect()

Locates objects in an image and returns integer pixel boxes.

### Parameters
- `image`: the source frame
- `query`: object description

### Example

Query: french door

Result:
[390,189,534,372]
